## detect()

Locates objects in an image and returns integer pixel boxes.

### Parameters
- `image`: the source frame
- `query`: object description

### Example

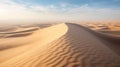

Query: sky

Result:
[0,0,120,24]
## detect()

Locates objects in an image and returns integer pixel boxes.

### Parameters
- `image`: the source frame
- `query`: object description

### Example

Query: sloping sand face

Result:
[0,23,68,62]
[0,23,120,67]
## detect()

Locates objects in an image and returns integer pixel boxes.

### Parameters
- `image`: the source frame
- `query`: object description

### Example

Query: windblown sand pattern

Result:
[0,23,120,67]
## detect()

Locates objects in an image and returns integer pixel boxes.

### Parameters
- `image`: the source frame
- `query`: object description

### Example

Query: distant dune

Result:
[0,23,120,67]
[82,22,120,36]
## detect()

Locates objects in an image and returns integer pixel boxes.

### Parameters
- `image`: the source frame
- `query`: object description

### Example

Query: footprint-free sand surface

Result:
[0,23,120,67]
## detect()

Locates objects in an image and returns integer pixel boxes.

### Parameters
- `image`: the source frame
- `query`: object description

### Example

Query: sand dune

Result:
[0,26,17,32]
[82,22,120,35]
[0,23,120,67]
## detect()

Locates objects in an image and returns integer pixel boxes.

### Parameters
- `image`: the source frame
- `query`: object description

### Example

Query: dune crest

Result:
[0,23,68,50]
[0,23,68,63]
[0,23,120,67]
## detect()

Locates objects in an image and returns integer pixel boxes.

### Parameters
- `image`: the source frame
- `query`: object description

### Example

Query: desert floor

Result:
[0,23,120,67]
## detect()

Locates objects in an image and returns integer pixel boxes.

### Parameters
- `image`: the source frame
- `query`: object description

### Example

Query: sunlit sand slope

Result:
[0,23,120,67]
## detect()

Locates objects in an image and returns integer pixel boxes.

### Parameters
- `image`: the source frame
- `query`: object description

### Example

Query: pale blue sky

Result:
[0,0,120,23]
[13,0,120,8]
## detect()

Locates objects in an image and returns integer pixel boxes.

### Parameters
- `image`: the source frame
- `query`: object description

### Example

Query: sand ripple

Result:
[0,23,120,67]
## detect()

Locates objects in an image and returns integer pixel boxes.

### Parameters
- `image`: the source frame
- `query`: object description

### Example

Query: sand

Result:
[0,23,120,67]
[82,22,120,36]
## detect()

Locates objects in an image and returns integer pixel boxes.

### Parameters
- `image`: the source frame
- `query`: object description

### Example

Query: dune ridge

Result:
[0,23,67,50]
[75,23,120,55]
[0,23,120,67]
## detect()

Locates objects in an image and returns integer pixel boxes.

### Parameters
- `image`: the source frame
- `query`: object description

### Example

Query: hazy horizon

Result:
[0,0,120,24]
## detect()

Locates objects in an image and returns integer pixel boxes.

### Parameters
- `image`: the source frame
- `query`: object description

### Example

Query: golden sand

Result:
[0,23,120,67]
